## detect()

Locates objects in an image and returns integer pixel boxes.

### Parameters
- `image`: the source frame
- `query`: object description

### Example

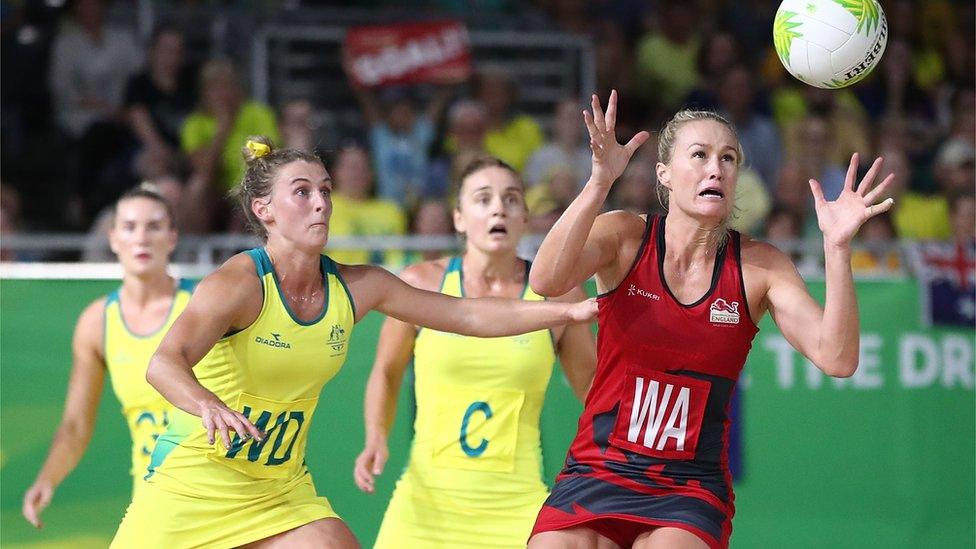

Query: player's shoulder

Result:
[595,210,650,247]
[399,257,452,292]
[597,209,647,232]
[79,295,109,324]
[75,295,108,348]
[739,234,797,273]
[194,252,263,301]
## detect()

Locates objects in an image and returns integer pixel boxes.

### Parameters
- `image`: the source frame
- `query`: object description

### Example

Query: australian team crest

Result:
[709,298,740,325]
[328,324,347,354]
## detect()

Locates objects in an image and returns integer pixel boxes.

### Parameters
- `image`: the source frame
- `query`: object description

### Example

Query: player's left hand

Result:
[809,153,895,248]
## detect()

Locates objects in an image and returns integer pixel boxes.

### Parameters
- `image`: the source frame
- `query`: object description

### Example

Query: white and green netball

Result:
[773,0,888,89]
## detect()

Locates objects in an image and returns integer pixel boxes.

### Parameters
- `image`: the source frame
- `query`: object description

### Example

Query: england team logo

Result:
[709,298,740,325]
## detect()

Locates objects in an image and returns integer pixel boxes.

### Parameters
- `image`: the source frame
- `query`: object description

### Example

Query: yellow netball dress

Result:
[104,279,190,496]
[374,256,557,548]
[111,249,355,549]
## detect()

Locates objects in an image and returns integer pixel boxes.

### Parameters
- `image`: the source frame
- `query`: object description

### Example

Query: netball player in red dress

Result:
[527,91,895,549]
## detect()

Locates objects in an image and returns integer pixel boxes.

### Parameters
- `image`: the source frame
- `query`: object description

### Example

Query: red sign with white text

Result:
[343,20,472,88]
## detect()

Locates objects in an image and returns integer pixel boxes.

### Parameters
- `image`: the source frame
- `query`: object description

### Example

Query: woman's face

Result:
[256,161,333,250]
[952,196,976,241]
[202,70,242,114]
[657,120,740,222]
[454,166,528,254]
[109,197,177,276]
[151,32,184,76]
[333,148,373,199]
[766,212,800,241]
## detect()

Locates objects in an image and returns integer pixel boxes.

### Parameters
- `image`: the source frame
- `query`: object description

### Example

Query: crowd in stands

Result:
[0,0,973,275]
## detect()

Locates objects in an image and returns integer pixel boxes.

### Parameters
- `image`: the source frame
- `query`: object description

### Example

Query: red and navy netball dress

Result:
[532,215,759,549]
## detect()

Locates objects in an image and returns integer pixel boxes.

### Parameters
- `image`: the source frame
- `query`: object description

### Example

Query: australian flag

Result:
[908,240,976,327]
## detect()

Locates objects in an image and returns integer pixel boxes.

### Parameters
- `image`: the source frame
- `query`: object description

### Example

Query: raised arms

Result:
[530,91,649,297]
[762,154,894,377]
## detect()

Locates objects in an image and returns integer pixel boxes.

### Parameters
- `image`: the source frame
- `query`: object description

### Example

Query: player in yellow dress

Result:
[111,137,596,548]
[22,185,183,528]
[353,157,597,548]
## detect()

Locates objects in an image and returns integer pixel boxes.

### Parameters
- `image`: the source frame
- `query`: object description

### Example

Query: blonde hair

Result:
[229,136,323,240]
[113,181,175,228]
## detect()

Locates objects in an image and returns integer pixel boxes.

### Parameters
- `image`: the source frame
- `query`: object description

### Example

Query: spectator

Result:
[765,204,803,242]
[594,20,638,100]
[855,39,940,155]
[878,147,956,241]
[405,199,456,265]
[775,87,872,167]
[685,30,742,110]
[790,115,847,201]
[945,88,975,145]
[763,203,805,264]
[730,167,771,235]
[354,85,452,207]
[124,24,195,162]
[771,159,818,238]
[179,60,279,232]
[326,144,407,266]
[49,0,143,222]
[280,98,320,153]
[1,184,24,261]
[934,138,975,195]
[949,189,976,244]
[429,99,490,199]
[526,166,578,233]
[851,213,901,274]
[548,0,589,36]
[473,65,543,172]
[716,64,781,191]
[606,158,658,215]
[523,98,590,190]
[720,1,776,60]
[181,59,279,192]
[635,0,701,111]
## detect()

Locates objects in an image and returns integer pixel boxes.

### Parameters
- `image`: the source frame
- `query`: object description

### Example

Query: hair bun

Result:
[242,136,275,164]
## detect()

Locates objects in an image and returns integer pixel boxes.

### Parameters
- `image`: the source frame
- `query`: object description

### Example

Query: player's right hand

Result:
[583,90,649,188]
[354,442,389,494]
[199,399,265,450]
[23,480,54,529]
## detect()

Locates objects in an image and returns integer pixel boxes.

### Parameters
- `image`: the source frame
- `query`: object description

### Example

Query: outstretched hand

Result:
[583,90,650,187]
[567,298,599,323]
[809,153,895,248]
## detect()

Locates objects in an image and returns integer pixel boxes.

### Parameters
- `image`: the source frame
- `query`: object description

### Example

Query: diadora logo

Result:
[709,298,740,325]
[328,324,347,354]
[255,332,291,349]
[627,284,660,301]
